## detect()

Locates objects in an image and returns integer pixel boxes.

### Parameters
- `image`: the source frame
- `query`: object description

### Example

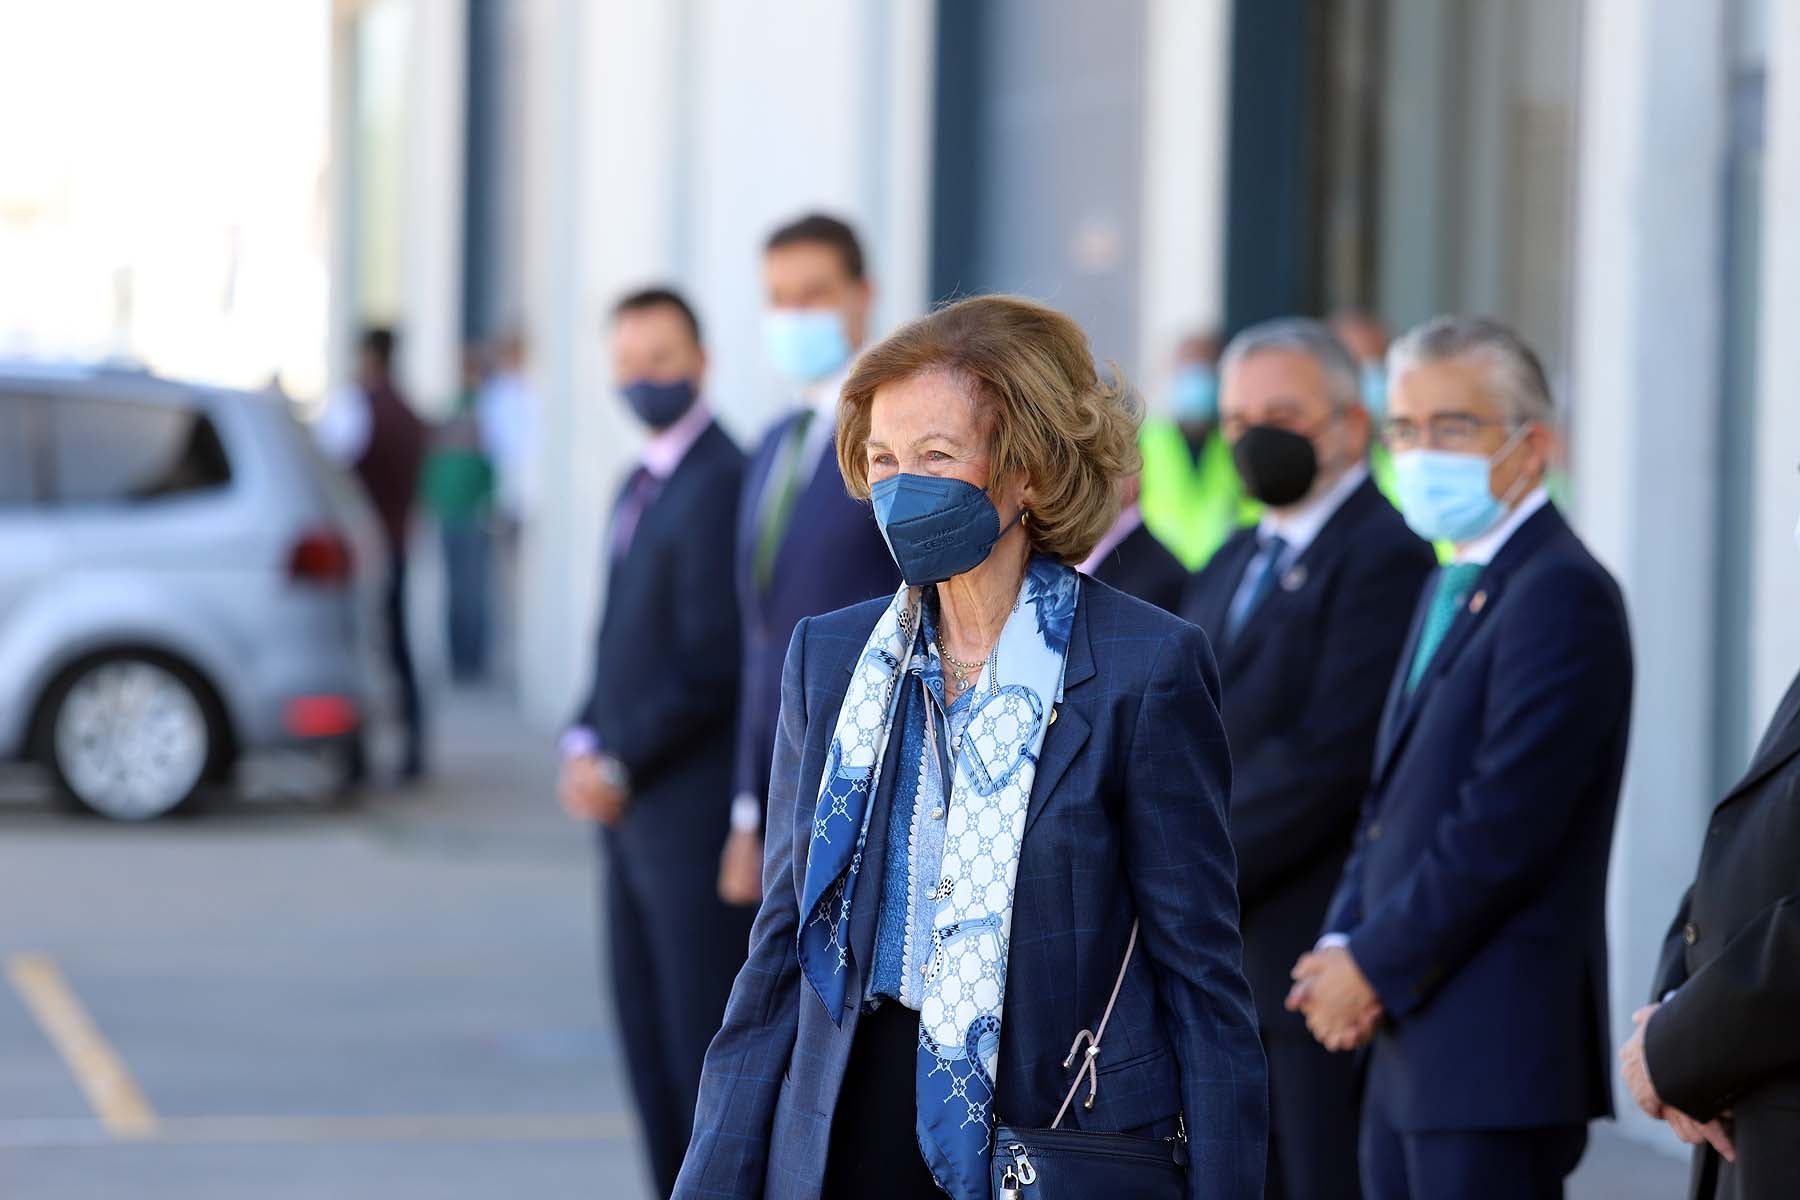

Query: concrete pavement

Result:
[0,687,1687,1198]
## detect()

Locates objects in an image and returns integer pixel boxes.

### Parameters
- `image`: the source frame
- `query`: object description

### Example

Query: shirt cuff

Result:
[560,726,600,761]
[1315,933,1351,951]
[730,794,763,833]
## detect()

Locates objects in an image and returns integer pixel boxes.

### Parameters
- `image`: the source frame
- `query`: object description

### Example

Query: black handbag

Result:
[990,921,1189,1199]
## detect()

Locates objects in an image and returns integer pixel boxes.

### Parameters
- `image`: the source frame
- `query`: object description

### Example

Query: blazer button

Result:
[1366,821,1383,842]
[1682,922,1698,946]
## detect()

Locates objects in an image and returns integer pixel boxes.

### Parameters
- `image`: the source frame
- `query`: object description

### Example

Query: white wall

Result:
[1749,0,1800,724]
[511,0,936,728]
[1136,0,1233,402]
[1571,0,1727,1154]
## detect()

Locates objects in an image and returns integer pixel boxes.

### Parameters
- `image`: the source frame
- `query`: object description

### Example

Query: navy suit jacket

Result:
[1091,520,1189,614]
[1183,477,1435,1029]
[733,411,900,811]
[1322,503,1633,1131]
[677,577,1267,1200]
[575,422,744,864]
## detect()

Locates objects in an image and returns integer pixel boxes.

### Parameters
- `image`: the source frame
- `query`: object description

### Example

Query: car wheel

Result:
[45,656,220,820]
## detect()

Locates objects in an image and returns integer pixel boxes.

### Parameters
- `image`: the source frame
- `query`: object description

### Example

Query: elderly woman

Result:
[675,296,1265,1200]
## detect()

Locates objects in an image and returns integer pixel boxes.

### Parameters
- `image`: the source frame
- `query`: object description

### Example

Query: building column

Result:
[1569,0,1727,1153]
[1749,1,1800,720]
[1136,0,1233,390]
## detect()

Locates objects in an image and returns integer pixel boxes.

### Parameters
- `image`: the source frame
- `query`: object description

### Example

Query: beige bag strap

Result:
[1050,919,1139,1129]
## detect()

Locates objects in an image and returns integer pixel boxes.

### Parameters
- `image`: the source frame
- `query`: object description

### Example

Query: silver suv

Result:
[0,364,380,819]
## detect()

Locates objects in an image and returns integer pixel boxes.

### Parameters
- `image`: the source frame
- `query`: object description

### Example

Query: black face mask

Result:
[1232,425,1319,507]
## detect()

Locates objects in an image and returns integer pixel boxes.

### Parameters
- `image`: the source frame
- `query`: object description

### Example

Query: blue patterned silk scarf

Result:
[797,556,1078,1200]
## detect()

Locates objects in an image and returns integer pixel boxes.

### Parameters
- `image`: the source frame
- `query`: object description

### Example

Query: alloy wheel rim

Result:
[55,661,209,819]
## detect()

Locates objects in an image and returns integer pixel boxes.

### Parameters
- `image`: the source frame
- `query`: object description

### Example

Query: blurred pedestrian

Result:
[678,294,1265,1200]
[314,326,430,779]
[1622,577,1800,1197]
[1077,470,1187,613]
[420,346,495,683]
[1183,319,1434,1200]
[560,287,753,1198]
[1137,330,1258,569]
[1290,316,1633,1199]
[716,213,900,907]
[477,329,536,673]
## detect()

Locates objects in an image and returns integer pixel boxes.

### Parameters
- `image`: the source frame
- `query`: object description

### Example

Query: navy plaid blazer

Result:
[674,576,1267,1200]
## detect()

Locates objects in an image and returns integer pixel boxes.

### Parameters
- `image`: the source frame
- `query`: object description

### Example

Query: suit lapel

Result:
[1022,588,1096,841]
[1717,670,1800,809]
[1194,534,1255,658]
[1221,479,1379,673]
[1374,504,1565,781]
[1373,585,1432,780]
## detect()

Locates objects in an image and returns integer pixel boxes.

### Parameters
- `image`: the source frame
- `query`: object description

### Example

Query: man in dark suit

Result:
[1620,653,1800,1199]
[1290,316,1633,1200]
[716,214,900,905]
[558,287,753,1197]
[1079,475,1189,613]
[1182,319,1434,1199]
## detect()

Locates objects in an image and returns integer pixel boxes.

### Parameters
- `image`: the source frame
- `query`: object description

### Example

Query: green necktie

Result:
[1406,562,1483,693]
[753,410,816,592]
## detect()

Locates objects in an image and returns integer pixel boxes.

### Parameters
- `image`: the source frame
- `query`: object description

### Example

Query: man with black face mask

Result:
[558,286,753,1198]
[1181,318,1434,1200]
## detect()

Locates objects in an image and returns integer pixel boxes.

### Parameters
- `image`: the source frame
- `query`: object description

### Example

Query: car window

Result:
[47,394,232,504]
[0,394,39,504]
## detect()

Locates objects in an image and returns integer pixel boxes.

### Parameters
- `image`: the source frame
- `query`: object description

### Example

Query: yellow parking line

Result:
[5,952,158,1139]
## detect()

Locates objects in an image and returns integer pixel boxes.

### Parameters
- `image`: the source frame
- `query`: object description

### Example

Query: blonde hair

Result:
[837,294,1141,564]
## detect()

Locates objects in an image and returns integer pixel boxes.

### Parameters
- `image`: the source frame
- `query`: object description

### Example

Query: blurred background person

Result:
[717,213,900,906]
[420,345,496,685]
[1138,330,1257,571]
[678,294,1265,1200]
[477,329,537,675]
[1621,562,1800,1199]
[559,287,752,1199]
[1183,318,1434,1200]
[1077,469,1187,613]
[1292,317,1633,1200]
[314,325,430,781]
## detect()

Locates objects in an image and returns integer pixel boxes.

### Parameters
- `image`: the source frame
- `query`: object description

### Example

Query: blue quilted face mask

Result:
[869,473,1021,586]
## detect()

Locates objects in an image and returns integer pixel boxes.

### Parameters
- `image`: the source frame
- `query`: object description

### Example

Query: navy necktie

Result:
[1225,533,1289,640]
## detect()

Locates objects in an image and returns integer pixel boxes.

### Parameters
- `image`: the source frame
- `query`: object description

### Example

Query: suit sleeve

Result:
[674,620,809,1198]
[1123,623,1267,1200]
[1345,562,1632,1018]
[1645,891,1800,1121]
[1650,885,1695,1000]
[595,469,744,783]
[1229,541,1432,904]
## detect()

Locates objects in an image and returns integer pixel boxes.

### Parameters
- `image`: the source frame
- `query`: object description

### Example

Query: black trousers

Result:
[822,1001,943,1199]
[1264,1029,1364,1200]
[1359,1082,1587,1200]
[383,549,424,775]
[605,833,753,1198]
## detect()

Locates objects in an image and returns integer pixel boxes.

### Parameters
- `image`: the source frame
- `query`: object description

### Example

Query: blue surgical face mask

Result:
[1392,425,1532,544]
[621,377,696,430]
[1170,365,1219,425]
[1360,363,1388,421]
[869,473,1022,586]
[764,307,852,384]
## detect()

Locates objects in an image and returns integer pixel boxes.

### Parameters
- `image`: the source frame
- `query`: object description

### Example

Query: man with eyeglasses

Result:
[1288,316,1634,1199]
[1181,317,1435,1200]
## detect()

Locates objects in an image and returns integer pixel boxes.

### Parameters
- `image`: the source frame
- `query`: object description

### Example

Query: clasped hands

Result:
[1285,945,1384,1052]
[1618,1003,1736,1163]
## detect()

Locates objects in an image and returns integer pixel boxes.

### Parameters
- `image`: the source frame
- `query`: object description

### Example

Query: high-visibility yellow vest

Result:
[1138,419,1260,570]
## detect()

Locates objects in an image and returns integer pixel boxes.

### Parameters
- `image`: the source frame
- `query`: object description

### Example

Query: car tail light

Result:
[289,530,353,585]
[284,695,360,738]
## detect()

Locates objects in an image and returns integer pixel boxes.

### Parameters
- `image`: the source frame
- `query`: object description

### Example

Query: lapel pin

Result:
[1468,590,1488,615]
[1281,565,1308,591]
